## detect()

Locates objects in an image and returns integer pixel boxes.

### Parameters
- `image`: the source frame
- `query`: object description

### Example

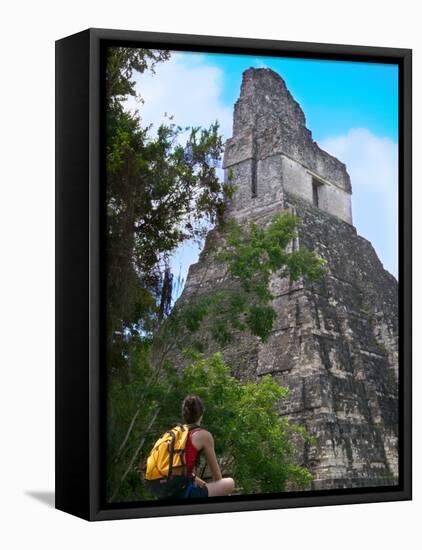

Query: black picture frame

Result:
[55,27,412,521]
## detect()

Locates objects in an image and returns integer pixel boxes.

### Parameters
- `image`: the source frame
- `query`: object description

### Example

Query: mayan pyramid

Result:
[177,68,398,490]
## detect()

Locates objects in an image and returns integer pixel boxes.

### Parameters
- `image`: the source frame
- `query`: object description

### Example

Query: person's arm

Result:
[193,474,207,487]
[201,431,222,481]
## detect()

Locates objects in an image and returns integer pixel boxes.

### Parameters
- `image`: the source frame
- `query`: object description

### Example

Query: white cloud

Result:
[125,56,399,284]
[320,128,398,278]
[125,53,232,298]
[126,52,232,142]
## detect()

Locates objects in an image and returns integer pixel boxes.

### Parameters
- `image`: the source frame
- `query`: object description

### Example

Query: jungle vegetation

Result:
[105,47,325,502]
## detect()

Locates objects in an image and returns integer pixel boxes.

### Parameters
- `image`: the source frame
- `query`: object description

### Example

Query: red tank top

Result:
[185,427,201,476]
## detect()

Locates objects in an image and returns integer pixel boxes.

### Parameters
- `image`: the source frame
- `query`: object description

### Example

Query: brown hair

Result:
[182,395,204,424]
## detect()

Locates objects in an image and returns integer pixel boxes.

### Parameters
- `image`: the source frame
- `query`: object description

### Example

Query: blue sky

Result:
[181,52,398,142]
[129,50,399,285]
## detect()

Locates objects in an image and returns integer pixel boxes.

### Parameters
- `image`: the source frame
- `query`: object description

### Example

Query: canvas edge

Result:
[55,27,412,522]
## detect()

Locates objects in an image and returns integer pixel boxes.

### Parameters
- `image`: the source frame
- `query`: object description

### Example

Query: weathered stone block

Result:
[176,67,398,491]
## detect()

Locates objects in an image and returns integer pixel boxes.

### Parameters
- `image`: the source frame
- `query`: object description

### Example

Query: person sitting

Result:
[181,394,235,498]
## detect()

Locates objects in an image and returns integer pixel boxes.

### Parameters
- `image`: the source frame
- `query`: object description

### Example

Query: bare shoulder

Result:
[191,428,213,450]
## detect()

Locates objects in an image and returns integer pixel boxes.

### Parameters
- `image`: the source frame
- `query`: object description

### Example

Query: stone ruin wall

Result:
[177,68,399,490]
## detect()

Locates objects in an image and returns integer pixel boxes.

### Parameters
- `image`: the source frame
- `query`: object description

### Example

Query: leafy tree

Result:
[105,48,326,503]
[158,212,326,350]
[108,212,324,501]
[109,352,313,502]
[105,46,233,498]
[105,48,233,383]
[175,353,313,495]
[106,47,170,108]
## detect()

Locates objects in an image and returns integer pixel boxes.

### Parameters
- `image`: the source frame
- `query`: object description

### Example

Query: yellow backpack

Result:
[143,423,198,498]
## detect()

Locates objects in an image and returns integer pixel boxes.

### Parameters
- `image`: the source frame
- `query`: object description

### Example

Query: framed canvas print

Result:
[55,28,412,521]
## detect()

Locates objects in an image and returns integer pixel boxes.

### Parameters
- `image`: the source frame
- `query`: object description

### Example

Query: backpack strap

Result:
[186,423,201,431]
[170,422,186,431]
[166,429,176,478]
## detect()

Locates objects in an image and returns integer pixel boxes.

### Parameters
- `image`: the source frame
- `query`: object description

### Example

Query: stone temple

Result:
[179,68,399,490]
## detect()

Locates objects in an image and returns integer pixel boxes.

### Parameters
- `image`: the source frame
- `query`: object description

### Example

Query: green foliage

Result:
[185,212,326,343]
[105,49,233,380]
[219,212,324,341]
[222,212,326,287]
[106,47,171,108]
[177,353,313,494]
[105,50,324,503]
[246,304,278,340]
[153,212,326,351]
[109,353,312,501]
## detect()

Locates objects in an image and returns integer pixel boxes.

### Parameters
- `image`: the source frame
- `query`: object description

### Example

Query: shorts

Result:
[182,480,209,498]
